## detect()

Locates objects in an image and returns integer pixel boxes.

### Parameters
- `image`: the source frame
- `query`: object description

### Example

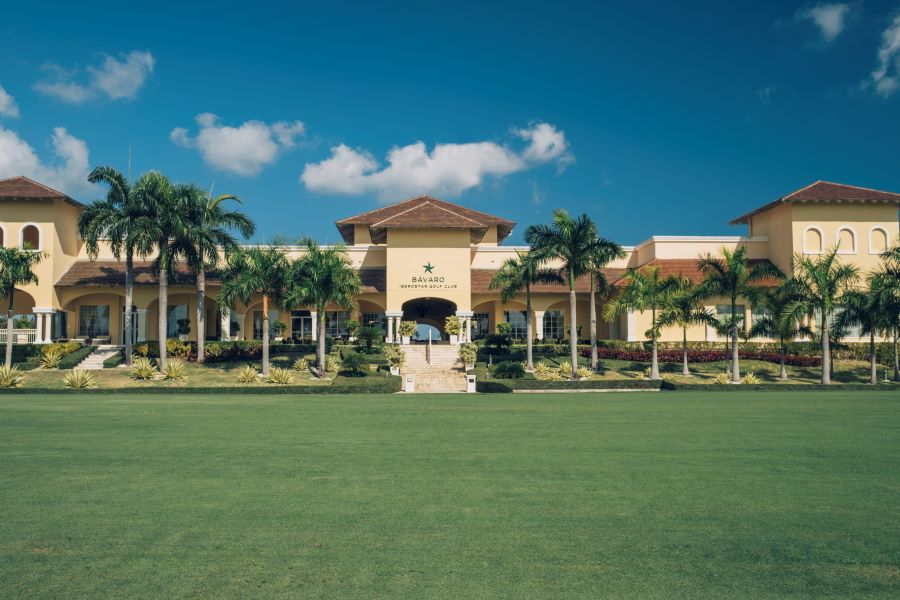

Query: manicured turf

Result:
[1,392,899,598]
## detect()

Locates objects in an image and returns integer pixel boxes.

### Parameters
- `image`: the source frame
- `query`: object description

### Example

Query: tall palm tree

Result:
[177,185,255,363]
[604,266,681,379]
[488,250,564,371]
[873,246,900,381]
[524,209,597,375]
[656,280,718,376]
[697,246,783,383]
[78,166,155,366]
[835,281,888,385]
[286,238,362,378]
[781,247,858,385]
[749,283,812,380]
[217,245,290,377]
[587,236,625,371]
[0,247,44,367]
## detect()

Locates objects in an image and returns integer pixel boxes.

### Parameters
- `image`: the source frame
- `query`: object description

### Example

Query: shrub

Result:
[741,372,760,385]
[496,322,513,336]
[62,368,96,389]
[459,343,477,366]
[205,342,223,358]
[40,348,63,369]
[578,345,821,367]
[134,343,150,357]
[397,321,417,337]
[340,352,370,376]
[292,356,310,372]
[713,372,731,385]
[484,333,513,355]
[356,325,382,352]
[533,361,553,379]
[325,355,341,375]
[166,338,191,358]
[103,352,123,368]
[0,365,25,388]
[272,320,288,336]
[383,344,405,368]
[161,358,186,380]
[576,366,593,380]
[58,346,96,369]
[558,361,574,379]
[444,315,461,335]
[491,360,526,379]
[266,367,295,385]
[236,364,259,383]
[131,357,157,380]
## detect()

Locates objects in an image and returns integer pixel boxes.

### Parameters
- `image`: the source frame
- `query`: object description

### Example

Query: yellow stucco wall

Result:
[385,229,472,311]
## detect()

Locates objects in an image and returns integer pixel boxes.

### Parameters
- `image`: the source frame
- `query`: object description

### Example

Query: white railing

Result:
[0,329,37,344]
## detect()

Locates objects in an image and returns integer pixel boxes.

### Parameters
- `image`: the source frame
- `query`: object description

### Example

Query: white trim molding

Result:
[18,222,42,251]
[835,225,857,255]
[802,225,824,255]
[868,226,891,255]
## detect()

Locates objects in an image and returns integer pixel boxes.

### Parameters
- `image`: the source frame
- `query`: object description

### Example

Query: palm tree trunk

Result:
[196,267,205,363]
[158,265,168,370]
[869,329,877,385]
[821,313,830,385]
[5,293,14,368]
[682,326,689,376]
[124,252,134,367]
[779,337,787,380]
[650,306,660,379]
[590,271,598,371]
[731,297,740,383]
[568,271,577,379]
[261,294,270,377]
[318,304,327,377]
[525,285,534,371]
[893,326,899,382]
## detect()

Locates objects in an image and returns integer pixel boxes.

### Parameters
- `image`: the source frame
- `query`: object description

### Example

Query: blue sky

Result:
[1,1,899,245]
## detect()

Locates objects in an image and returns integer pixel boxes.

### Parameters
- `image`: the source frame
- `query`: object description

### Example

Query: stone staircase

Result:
[401,344,467,393]
[76,345,123,370]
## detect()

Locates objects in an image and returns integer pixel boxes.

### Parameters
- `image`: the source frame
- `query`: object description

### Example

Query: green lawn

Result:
[2,392,899,598]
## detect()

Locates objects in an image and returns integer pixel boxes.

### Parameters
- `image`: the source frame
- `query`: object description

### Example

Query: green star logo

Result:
[423,262,435,273]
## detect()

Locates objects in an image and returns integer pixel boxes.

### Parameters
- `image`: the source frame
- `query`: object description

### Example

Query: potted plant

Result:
[397,321,416,345]
[272,320,287,342]
[383,343,404,375]
[459,342,477,371]
[444,315,462,345]
[176,318,191,342]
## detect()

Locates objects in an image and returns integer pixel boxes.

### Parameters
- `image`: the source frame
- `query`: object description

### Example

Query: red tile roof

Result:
[336,195,516,244]
[731,181,900,224]
[0,176,84,207]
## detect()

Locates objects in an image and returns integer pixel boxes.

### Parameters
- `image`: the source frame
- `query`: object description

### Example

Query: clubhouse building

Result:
[0,175,898,346]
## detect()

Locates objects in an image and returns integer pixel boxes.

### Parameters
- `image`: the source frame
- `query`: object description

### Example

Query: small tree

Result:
[586,236,625,371]
[656,280,718,376]
[356,325,381,353]
[836,281,889,385]
[749,283,812,380]
[0,247,44,367]
[871,249,900,381]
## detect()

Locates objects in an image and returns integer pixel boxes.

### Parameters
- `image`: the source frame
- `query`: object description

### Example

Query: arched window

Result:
[19,224,41,251]
[836,227,856,254]
[869,227,889,254]
[0,224,6,247]
[803,226,823,254]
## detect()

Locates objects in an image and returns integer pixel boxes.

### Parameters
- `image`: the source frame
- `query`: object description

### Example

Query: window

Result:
[750,306,771,337]
[20,224,40,250]
[53,311,68,340]
[543,310,564,340]
[803,226,823,254]
[869,227,889,254]
[167,304,189,338]
[360,312,384,331]
[836,227,856,254]
[325,311,350,337]
[503,310,527,339]
[715,304,745,334]
[472,312,490,339]
[833,306,863,339]
[79,305,109,338]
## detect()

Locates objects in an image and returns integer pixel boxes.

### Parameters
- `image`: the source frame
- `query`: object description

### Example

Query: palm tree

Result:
[488,250,564,371]
[656,280,718,376]
[524,209,597,375]
[873,247,900,381]
[781,247,858,385]
[835,281,888,385]
[286,238,362,377]
[587,236,625,371]
[749,284,811,380]
[78,166,155,367]
[177,185,255,363]
[604,266,682,379]
[0,247,44,366]
[217,245,290,377]
[697,246,783,383]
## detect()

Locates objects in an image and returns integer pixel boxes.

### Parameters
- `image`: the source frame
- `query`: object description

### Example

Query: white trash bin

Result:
[466,374,477,394]
[404,374,415,393]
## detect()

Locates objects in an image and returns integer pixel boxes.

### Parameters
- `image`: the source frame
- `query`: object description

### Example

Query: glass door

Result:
[291,310,313,340]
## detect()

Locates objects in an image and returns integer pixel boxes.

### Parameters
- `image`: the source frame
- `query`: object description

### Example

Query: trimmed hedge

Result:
[662,381,899,392]
[103,352,124,368]
[579,346,822,367]
[477,378,663,393]
[58,346,96,369]
[135,339,337,362]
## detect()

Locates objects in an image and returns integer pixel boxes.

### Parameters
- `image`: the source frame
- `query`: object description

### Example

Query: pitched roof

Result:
[731,181,900,224]
[336,195,516,244]
[0,176,84,207]
[470,268,628,294]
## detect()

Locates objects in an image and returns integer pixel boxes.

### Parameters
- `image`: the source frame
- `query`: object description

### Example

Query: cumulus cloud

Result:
[868,14,900,97]
[0,126,95,196]
[796,3,852,42]
[0,86,20,118]
[301,122,572,200]
[170,113,306,176]
[34,50,155,103]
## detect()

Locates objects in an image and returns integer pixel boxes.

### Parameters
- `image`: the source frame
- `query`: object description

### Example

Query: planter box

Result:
[401,336,411,345]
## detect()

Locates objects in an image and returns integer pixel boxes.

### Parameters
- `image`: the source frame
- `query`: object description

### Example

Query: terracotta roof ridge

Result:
[0,175,67,197]
[796,180,900,199]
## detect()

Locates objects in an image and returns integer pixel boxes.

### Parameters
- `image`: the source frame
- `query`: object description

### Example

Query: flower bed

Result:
[578,346,821,367]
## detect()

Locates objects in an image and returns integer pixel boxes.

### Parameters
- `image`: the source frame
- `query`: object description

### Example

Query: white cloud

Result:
[171,113,306,176]
[0,126,95,196]
[0,86,20,118]
[34,50,154,103]
[301,122,572,200]
[868,14,900,97]
[796,3,851,42]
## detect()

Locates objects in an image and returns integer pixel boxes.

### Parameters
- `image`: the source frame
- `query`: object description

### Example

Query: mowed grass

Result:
[1,392,899,599]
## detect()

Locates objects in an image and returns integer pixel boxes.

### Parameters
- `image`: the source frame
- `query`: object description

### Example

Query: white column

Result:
[456,311,474,344]
[385,316,394,343]
[310,311,318,341]
[233,313,245,340]
[43,312,53,343]
[136,308,148,342]
[534,310,545,341]
[33,311,44,343]
[220,308,231,341]
[385,312,403,343]
[626,310,640,342]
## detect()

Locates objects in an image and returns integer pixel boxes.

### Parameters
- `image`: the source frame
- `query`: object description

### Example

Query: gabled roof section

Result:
[731,181,900,224]
[0,176,84,208]
[335,195,516,244]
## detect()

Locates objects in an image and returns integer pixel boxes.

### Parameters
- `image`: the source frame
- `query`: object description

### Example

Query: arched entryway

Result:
[401,297,457,342]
